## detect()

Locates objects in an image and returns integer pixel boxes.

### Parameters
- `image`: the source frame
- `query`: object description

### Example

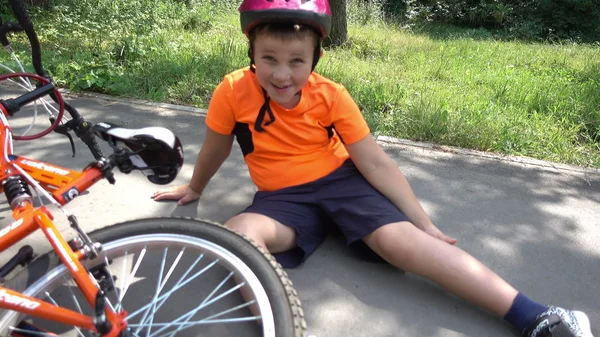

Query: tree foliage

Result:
[387,0,600,41]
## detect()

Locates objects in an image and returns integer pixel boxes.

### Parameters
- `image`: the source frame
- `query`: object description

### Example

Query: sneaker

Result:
[523,306,594,337]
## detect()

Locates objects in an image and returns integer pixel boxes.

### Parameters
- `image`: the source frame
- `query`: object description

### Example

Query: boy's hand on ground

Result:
[423,224,458,245]
[151,184,201,205]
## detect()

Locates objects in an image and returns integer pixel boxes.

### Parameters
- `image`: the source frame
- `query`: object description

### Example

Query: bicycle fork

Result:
[0,175,129,337]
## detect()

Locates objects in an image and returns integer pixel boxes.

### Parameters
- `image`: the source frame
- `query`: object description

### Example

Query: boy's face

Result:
[253,33,315,109]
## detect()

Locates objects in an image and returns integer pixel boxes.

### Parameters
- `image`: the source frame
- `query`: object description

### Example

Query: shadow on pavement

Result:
[0,88,598,337]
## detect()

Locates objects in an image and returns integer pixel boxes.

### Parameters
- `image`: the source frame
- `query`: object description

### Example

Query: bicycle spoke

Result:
[132,302,260,337]
[135,246,187,336]
[116,250,129,312]
[185,301,258,325]
[118,247,146,306]
[44,291,85,337]
[193,281,246,312]
[0,65,30,88]
[127,257,217,322]
[147,280,245,337]
[8,326,57,337]
[134,247,168,336]
[126,253,209,321]
[129,308,259,331]
[164,271,235,337]
[62,277,85,315]
[0,64,16,73]
[101,256,122,312]
[8,51,29,77]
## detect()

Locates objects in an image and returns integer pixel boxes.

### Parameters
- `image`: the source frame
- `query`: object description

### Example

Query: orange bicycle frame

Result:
[0,105,127,335]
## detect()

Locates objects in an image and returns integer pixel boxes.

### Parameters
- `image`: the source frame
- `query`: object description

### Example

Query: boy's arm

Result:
[151,128,233,205]
[188,128,234,194]
[329,85,455,243]
[153,76,236,205]
[345,135,457,244]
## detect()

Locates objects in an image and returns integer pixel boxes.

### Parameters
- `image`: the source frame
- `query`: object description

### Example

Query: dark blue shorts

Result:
[241,159,411,268]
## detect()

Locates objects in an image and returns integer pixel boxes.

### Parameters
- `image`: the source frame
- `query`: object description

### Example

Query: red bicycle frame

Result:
[0,103,127,336]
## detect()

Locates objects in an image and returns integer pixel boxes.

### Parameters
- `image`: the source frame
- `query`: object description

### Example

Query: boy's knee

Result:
[224,213,296,253]
[224,213,260,237]
[363,222,420,269]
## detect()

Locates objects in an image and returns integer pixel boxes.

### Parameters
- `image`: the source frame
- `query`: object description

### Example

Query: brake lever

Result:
[49,117,76,157]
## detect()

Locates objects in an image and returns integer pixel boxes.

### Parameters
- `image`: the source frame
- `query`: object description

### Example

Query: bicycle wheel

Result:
[0,217,306,337]
[0,73,65,140]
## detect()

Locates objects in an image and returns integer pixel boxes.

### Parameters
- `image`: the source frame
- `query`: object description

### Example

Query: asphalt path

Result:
[0,88,598,337]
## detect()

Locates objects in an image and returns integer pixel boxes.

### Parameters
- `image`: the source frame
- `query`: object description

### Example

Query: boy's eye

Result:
[262,56,275,61]
[292,58,304,64]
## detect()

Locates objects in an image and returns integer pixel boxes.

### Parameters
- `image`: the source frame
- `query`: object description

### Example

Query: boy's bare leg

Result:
[225,213,297,254]
[362,221,518,316]
[224,213,297,321]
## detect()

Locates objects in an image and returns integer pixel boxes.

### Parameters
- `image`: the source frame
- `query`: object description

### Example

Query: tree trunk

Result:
[25,0,52,8]
[323,0,347,48]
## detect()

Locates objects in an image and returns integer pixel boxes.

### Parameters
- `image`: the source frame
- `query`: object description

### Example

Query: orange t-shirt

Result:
[206,67,370,191]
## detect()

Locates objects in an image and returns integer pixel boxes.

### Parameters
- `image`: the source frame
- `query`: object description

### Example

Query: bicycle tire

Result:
[0,217,306,337]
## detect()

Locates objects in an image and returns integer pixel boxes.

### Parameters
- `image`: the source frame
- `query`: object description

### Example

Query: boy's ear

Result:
[319,48,323,57]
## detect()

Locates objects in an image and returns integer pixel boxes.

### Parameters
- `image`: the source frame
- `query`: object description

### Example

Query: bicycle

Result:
[0,1,306,336]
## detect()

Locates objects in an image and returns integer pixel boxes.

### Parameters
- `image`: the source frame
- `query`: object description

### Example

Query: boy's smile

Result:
[253,34,316,109]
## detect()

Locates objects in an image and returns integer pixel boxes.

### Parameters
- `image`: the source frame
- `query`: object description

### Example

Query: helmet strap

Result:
[248,48,256,73]
[311,44,322,71]
[254,88,276,132]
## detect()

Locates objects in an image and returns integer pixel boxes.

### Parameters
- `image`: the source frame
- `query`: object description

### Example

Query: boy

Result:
[152,0,594,336]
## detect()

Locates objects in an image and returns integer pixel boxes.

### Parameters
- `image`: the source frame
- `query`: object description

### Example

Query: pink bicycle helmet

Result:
[239,0,332,39]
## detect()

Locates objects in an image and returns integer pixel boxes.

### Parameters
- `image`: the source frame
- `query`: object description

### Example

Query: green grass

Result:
[322,23,600,167]
[1,0,599,168]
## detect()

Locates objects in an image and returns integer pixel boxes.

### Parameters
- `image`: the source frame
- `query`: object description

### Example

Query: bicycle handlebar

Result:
[5,0,105,161]
[1,83,55,116]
